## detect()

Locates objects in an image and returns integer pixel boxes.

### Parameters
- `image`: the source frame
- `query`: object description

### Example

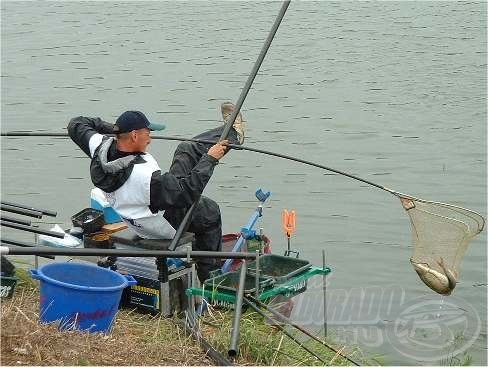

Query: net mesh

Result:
[398,195,485,295]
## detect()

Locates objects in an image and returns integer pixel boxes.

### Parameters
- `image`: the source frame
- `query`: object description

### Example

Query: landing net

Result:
[398,194,485,295]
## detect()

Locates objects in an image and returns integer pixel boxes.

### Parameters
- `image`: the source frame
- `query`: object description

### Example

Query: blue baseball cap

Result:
[113,111,166,133]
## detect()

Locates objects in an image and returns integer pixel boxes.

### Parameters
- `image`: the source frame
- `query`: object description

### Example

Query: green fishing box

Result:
[247,254,312,284]
[187,266,331,307]
[204,271,274,294]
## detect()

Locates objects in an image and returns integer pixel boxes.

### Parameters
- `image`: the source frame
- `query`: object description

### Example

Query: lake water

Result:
[1,1,486,365]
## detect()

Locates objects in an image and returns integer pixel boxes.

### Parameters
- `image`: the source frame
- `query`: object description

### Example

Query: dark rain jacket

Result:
[67,116,218,238]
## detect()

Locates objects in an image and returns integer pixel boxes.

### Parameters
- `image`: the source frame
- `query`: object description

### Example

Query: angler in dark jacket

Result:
[68,104,244,281]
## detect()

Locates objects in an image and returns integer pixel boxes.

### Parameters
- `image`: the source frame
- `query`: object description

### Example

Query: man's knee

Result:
[198,197,221,227]
[197,261,215,283]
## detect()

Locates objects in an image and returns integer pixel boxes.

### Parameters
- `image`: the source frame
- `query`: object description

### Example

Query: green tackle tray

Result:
[204,270,274,294]
[188,266,331,305]
[247,254,311,284]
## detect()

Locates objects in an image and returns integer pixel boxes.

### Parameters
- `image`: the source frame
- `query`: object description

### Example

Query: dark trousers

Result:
[163,126,240,282]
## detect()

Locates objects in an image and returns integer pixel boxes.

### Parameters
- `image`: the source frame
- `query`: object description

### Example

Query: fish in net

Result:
[398,194,485,295]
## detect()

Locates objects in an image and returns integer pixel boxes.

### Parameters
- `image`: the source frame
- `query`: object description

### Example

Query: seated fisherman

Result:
[67,102,244,281]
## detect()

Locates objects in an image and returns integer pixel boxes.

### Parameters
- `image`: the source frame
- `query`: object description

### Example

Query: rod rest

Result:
[109,228,195,250]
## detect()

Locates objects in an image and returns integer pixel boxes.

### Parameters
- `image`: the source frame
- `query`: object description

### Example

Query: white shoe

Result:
[221,102,245,144]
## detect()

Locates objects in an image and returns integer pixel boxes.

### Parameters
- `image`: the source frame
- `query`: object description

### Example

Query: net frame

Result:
[395,191,485,295]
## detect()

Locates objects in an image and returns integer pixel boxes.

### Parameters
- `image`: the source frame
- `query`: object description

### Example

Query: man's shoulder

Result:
[141,152,158,164]
[89,133,108,158]
[132,152,161,172]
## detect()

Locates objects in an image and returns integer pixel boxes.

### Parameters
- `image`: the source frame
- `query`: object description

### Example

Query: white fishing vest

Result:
[89,133,176,239]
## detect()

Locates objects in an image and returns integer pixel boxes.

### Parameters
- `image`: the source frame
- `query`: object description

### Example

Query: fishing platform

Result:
[97,217,331,317]
[2,195,332,320]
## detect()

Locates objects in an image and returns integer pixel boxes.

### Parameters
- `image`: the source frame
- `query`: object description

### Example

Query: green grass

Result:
[199,306,364,365]
[440,332,474,366]
[13,267,38,290]
[6,267,369,366]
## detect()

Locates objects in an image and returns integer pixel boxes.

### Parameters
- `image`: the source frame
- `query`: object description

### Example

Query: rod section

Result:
[220,1,291,140]
[168,1,290,251]
[168,201,196,251]
[1,204,43,218]
[1,201,57,217]
[228,260,247,358]
[0,215,31,226]
[1,132,70,137]
[0,220,65,238]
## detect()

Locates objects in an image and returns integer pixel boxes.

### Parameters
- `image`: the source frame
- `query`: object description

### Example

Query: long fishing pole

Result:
[7,131,485,231]
[219,1,290,141]
[1,131,390,193]
[2,130,487,219]
[167,0,291,251]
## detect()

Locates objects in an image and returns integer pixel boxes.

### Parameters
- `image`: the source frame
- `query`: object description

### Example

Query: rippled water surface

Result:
[1,2,486,365]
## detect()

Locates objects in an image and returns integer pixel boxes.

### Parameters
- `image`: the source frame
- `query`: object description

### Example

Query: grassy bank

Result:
[1,268,362,366]
[199,306,362,365]
[1,269,212,366]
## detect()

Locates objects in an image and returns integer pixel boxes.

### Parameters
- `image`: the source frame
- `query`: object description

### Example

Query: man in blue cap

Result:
[68,104,244,281]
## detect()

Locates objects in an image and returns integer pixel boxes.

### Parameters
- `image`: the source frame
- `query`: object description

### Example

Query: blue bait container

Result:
[30,262,136,333]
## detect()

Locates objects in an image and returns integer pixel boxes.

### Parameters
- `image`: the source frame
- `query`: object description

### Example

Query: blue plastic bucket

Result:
[30,262,136,333]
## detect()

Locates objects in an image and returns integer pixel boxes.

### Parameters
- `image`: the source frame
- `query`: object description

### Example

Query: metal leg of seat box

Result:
[156,256,171,317]
[185,245,196,322]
